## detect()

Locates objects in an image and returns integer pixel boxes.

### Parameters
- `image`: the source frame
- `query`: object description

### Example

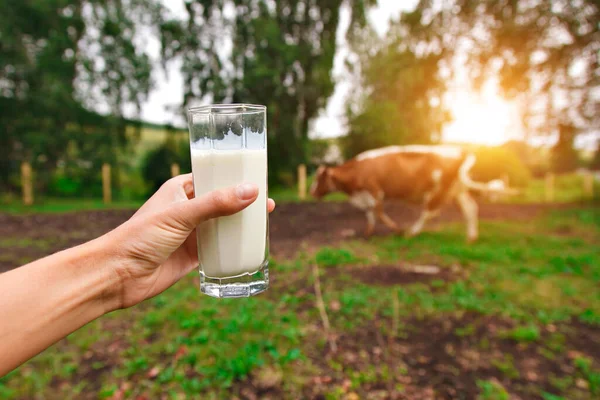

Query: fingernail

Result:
[236,183,258,200]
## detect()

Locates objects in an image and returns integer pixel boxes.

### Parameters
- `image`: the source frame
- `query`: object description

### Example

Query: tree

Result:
[591,142,600,171]
[399,0,599,172]
[0,0,162,192]
[342,24,451,157]
[160,0,376,185]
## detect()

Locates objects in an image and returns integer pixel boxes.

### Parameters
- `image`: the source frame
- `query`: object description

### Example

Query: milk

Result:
[191,148,268,278]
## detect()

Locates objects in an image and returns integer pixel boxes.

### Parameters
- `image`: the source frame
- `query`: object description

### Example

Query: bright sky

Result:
[143,0,418,133]
[142,1,597,150]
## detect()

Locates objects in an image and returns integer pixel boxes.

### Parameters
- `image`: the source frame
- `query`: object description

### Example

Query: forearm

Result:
[0,237,121,376]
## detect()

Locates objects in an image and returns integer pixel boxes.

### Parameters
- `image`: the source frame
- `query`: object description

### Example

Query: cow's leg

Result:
[455,190,478,242]
[349,191,378,236]
[365,209,376,236]
[407,208,440,237]
[375,201,401,233]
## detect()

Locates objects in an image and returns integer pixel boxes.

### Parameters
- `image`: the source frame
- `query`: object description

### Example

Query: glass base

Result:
[200,262,269,298]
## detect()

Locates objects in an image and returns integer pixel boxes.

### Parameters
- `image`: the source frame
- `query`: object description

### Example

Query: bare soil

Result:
[245,313,600,400]
[0,201,563,273]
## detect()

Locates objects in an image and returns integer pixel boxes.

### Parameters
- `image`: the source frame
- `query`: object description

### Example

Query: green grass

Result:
[0,198,142,214]
[509,172,600,204]
[477,379,510,400]
[2,169,597,215]
[1,206,599,398]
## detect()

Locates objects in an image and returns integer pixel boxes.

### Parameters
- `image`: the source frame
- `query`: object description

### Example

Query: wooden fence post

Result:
[545,173,555,203]
[583,171,593,199]
[21,162,33,206]
[298,164,307,200]
[102,163,112,204]
[501,173,510,188]
[171,163,180,178]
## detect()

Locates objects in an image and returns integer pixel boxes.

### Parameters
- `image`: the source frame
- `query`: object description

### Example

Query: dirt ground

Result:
[0,201,561,273]
[2,201,598,400]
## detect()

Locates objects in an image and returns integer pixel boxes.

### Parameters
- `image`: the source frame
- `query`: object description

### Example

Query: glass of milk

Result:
[187,104,269,298]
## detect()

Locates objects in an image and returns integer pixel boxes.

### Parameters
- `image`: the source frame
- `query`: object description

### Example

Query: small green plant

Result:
[491,354,520,379]
[124,356,149,377]
[502,325,540,343]
[574,356,600,395]
[541,393,565,400]
[455,323,476,337]
[315,247,358,267]
[548,374,573,392]
[477,379,510,400]
[545,332,566,353]
[98,384,118,399]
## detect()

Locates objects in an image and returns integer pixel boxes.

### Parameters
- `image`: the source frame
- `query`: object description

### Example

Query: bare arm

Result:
[0,238,118,375]
[0,174,275,376]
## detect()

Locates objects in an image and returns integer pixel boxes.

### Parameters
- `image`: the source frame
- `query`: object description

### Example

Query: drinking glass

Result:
[187,104,269,298]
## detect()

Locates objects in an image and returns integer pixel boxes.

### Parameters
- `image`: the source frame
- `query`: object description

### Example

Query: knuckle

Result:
[159,176,179,192]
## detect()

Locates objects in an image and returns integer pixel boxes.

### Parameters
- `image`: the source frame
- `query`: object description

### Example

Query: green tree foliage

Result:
[141,134,191,195]
[342,17,451,157]
[400,0,599,171]
[470,146,532,187]
[0,0,162,192]
[160,0,376,185]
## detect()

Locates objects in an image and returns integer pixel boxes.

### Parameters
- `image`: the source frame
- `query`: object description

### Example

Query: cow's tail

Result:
[458,154,519,195]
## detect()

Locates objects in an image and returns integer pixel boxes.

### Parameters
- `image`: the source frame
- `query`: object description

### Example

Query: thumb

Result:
[160,183,259,231]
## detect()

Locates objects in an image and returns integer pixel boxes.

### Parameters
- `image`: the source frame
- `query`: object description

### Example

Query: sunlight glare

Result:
[443,81,520,146]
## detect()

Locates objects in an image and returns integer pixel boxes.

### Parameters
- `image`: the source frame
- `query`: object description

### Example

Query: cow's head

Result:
[310,166,336,199]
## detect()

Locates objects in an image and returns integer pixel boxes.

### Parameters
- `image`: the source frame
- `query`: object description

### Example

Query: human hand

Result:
[102,174,275,310]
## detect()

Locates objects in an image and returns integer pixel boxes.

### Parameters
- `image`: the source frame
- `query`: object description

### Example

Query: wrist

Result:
[74,234,124,314]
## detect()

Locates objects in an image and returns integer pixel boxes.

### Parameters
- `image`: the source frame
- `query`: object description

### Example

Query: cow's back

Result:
[352,146,467,202]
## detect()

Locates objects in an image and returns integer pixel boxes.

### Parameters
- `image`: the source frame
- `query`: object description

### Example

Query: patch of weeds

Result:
[477,379,510,400]
[156,366,175,384]
[541,393,566,400]
[91,361,105,370]
[142,311,162,329]
[315,247,359,267]
[201,341,268,387]
[491,354,520,379]
[0,380,15,400]
[431,279,445,288]
[579,309,600,325]
[539,348,556,361]
[59,362,78,378]
[574,356,600,395]
[123,356,149,377]
[501,325,540,343]
[98,384,118,399]
[545,332,566,353]
[327,359,343,372]
[549,255,587,276]
[325,387,347,400]
[349,366,378,389]
[0,237,51,250]
[454,323,476,337]
[478,337,490,351]
[548,374,573,392]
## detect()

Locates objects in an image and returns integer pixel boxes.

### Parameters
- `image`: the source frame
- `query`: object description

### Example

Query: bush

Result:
[141,139,191,195]
[47,167,101,198]
[117,171,150,201]
[470,146,532,187]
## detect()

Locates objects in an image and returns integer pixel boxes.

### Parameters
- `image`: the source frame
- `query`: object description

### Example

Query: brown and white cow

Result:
[310,145,509,242]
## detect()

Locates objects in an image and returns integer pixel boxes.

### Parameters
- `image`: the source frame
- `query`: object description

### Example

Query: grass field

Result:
[0,204,598,399]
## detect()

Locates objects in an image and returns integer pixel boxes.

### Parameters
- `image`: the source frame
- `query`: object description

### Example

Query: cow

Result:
[310,145,512,242]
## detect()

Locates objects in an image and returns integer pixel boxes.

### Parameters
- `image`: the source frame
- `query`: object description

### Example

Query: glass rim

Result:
[188,103,266,116]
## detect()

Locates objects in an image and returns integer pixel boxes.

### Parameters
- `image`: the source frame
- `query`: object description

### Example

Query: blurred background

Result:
[1,0,599,399]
